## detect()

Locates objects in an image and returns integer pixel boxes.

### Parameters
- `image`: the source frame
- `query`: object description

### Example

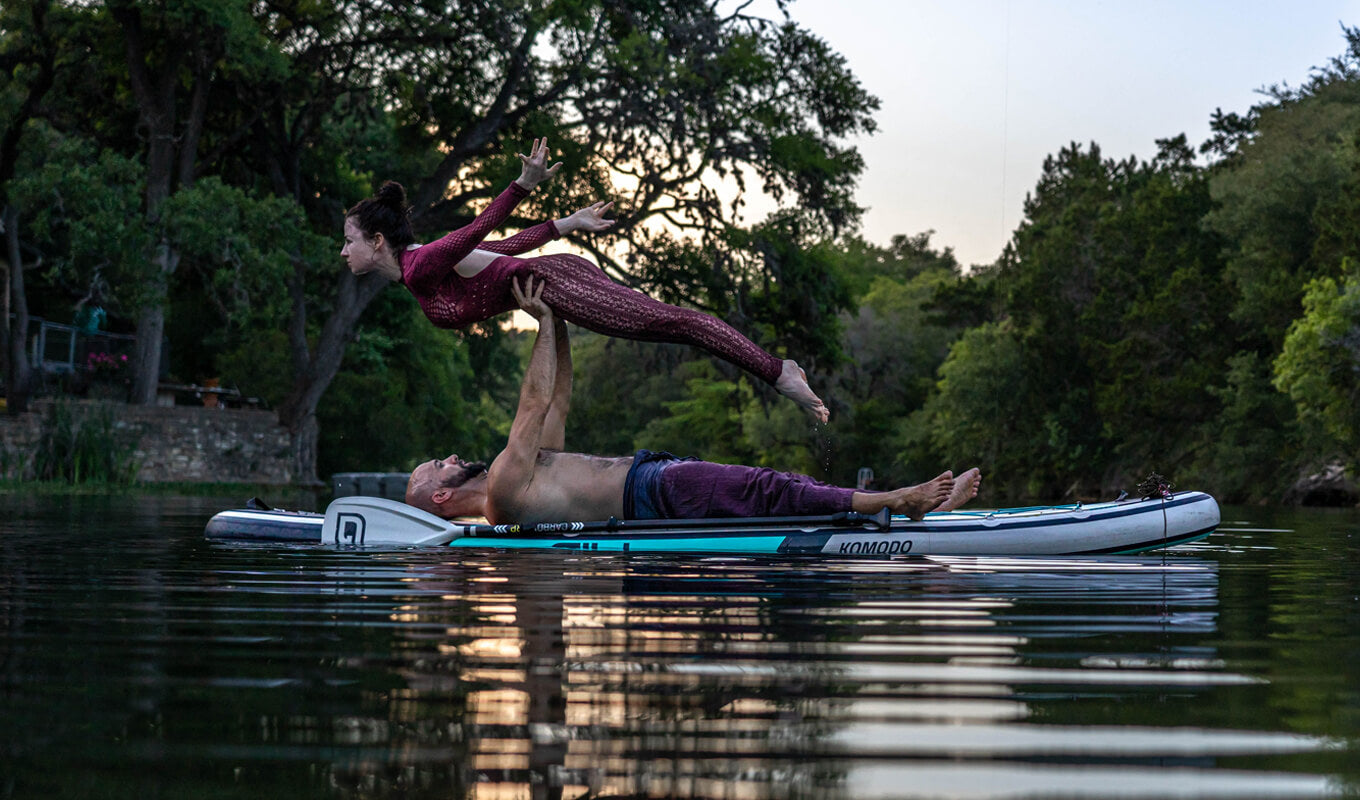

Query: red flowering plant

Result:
[86,352,129,376]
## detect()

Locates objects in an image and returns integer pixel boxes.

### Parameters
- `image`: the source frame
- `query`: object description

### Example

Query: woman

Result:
[341,138,828,422]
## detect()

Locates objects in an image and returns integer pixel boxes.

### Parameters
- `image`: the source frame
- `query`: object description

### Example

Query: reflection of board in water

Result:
[204,491,1221,556]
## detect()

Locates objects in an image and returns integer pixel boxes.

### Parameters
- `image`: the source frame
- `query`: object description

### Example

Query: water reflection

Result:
[0,497,1355,799]
[302,554,1303,799]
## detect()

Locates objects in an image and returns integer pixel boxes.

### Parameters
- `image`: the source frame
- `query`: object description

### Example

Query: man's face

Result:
[419,454,487,490]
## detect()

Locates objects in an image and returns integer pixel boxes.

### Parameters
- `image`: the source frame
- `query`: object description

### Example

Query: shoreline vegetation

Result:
[4,8,1360,506]
[0,477,1191,512]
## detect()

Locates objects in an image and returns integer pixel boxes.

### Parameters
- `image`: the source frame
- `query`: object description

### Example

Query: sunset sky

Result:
[770,0,1360,267]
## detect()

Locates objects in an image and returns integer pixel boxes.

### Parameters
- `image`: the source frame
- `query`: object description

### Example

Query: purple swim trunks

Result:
[623,449,857,520]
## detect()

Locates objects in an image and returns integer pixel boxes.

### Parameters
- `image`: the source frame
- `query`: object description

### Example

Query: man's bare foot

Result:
[775,360,829,423]
[879,471,954,520]
[936,467,981,512]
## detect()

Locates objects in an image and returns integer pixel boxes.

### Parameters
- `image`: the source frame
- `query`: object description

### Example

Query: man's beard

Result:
[452,461,488,486]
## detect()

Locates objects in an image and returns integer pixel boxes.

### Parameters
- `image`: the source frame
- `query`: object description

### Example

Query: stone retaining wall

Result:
[0,407,41,478]
[0,399,294,484]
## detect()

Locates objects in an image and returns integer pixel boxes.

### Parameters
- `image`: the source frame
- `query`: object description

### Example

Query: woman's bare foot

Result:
[862,471,954,520]
[936,467,981,511]
[775,360,829,423]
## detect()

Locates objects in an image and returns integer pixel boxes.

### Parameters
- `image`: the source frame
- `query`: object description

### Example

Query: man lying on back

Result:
[406,276,981,524]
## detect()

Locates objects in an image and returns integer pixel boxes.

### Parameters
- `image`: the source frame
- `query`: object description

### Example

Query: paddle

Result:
[323,496,464,546]
[320,496,893,547]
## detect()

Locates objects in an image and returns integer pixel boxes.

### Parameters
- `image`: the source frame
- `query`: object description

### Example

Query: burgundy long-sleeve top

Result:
[400,182,559,329]
[398,180,784,386]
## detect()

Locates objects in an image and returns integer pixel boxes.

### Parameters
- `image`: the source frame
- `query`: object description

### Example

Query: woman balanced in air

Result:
[341,138,829,422]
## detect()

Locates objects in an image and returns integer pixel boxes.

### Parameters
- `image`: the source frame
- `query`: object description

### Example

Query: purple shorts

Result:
[623,450,856,520]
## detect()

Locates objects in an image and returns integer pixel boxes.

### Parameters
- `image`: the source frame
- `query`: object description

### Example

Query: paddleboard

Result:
[204,491,1220,556]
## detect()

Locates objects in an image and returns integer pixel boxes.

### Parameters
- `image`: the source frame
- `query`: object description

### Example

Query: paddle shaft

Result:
[458,506,894,537]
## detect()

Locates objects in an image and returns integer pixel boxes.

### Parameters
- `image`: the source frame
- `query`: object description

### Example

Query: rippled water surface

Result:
[2,494,1358,799]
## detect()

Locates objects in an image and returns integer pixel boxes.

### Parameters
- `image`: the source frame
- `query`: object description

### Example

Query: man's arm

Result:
[486,277,557,519]
[540,316,571,450]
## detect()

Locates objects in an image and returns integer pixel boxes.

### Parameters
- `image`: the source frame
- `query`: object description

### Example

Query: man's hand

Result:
[511,275,552,322]
[515,137,563,189]
[560,201,615,234]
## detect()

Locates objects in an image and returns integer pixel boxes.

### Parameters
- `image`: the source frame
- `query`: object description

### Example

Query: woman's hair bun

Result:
[346,180,416,249]
[376,181,408,209]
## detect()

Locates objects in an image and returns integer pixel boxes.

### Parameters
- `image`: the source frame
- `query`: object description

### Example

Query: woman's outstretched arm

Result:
[402,138,563,290]
[478,200,615,256]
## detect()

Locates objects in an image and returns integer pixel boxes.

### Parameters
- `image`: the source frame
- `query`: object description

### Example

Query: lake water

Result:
[1,494,1357,799]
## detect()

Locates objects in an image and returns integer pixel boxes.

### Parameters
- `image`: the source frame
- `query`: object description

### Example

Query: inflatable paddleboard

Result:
[204,491,1220,556]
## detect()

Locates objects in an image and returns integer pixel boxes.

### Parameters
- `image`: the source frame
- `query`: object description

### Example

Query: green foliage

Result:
[1087,138,1232,474]
[162,178,312,330]
[565,331,686,457]
[10,129,317,336]
[32,401,140,485]
[726,210,855,368]
[11,128,148,306]
[916,322,1031,496]
[161,180,327,383]
[636,361,752,464]
[822,233,969,487]
[1274,268,1360,469]
[901,138,1232,499]
[215,329,294,409]
[1205,34,1360,351]
[1191,353,1302,501]
[837,232,964,297]
[631,360,821,475]
[314,299,514,476]
[568,335,820,476]
[12,3,1360,507]
[737,396,821,476]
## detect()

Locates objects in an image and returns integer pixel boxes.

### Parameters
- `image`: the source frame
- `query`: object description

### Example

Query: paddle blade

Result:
[322,496,463,546]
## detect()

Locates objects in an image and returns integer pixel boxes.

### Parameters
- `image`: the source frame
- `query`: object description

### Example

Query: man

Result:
[406,276,981,524]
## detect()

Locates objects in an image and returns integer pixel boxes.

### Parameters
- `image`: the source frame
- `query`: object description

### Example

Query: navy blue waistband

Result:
[623,450,695,520]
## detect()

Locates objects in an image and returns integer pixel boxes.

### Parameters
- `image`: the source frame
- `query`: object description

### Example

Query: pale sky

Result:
[767,0,1360,267]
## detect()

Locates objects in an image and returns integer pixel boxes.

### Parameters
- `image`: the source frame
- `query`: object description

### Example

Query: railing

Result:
[7,315,269,409]
[22,317,137,375]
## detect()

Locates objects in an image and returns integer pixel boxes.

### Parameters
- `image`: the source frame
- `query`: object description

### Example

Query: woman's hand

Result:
[515,138,563,189]
[511,275,552,322]
[560,200,616,234]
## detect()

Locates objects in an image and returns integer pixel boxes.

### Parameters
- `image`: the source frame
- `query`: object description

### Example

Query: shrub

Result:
[32,401,140,485]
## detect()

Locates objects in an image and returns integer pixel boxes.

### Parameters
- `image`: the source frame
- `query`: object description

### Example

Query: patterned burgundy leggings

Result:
[526,253,783,385]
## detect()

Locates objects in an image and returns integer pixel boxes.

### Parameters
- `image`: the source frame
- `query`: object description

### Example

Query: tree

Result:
[912,137,1231,499]
[100,0,286,405]
[9,130,148,341]
[1205,26,1360,354]
[223,0,878,482]
[0,0,61,414]
[826,232,970,488]
[1274,268,1360,471]
[1085,136,1231,480]
[1198,352,1302,500]
[1189,26,1360,497]
[12,132,313,420]
[918,322,1031,495]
